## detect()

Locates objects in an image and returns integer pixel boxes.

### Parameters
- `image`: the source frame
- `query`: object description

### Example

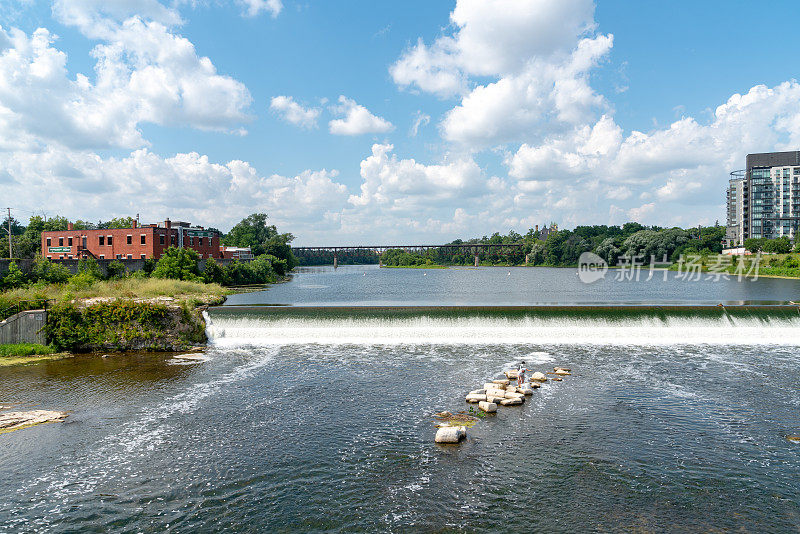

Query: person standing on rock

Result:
[517,361,532,387]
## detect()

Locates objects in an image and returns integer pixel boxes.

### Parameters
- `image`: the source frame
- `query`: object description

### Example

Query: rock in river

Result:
[435,425,467,443]
[478,401,497,413]
[504,370,519,379]
[555,369,571,376]
[465,393,487,403]
[0,410,68,433]
[492,379,511,386]
[530,372,548,382]
[499,397,523,406]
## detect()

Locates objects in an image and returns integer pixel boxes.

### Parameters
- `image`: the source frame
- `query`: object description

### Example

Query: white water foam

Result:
[205,314,800,346]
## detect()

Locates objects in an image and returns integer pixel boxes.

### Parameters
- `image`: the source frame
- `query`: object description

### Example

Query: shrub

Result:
[66,271,97,291]
[2,262,26,290]
[106,260,127,279]
[77,257,104,280]
[203,258,230,285]
[30,258,71,284]
[152,247,202,281]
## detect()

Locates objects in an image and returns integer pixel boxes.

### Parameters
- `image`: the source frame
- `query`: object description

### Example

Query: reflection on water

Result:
[225,265,800,306]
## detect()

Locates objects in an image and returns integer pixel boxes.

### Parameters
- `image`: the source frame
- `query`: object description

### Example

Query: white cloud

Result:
[348,143,485,209]
[328,95,394,136]
[235,0,282,18]
[391,0,611,148]
[409,110,430,137]
[0,12,252,150]
[270,95,320,129]
[1,145,348,231]
[627,202,655,221]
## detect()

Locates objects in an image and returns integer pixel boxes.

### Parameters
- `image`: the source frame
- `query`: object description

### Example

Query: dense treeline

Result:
[296,250,380,266]
[0,246,286,294]
[380,223,751,267]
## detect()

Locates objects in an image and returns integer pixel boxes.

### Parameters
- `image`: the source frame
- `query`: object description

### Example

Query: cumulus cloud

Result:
[328,96,394,136]
[0,145,348,231]
[0,16,252,150]
[270,95,321,129]
[348,143,487,212]
[391,0,610,148]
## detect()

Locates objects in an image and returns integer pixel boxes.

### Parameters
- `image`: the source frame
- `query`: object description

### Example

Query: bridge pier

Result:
[333,251,338,269]
[525,254,530,265]
[474,253,479,267]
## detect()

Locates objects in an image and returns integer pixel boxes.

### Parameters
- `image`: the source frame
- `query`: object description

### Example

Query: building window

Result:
[141,234,146,245]
[47,255,52,259]
[46,238,51,247]
[159,235,165,245]
[127,235,132,245]
[116,254,122,259]
[99,255,105,259]
[190,237,194,246]
[68,237,73,246]
[127,254,132,259]
[140,254,146,259]
[108,236,113,245]
[171,235,176,245]
[68,255,73,259]
[99,235,105,246]
[59,237,63,246]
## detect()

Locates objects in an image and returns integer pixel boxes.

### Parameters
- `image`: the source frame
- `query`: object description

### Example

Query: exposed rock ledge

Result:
[0,410,68,433]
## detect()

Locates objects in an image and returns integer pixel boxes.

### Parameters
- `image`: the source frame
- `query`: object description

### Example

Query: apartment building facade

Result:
[726,151,800,246]
[41,219,222,260]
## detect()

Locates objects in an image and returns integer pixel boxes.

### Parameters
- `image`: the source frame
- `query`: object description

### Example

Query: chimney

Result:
[164,218,171,229]
[67,222,73,231]
[132,219,137,229]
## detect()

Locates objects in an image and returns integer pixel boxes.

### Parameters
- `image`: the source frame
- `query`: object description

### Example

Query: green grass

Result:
[0,278,229,320]
[0,343,57,356]
[0,343,69,366]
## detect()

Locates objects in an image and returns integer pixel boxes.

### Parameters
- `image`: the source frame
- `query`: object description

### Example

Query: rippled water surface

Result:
[2,267,800,532]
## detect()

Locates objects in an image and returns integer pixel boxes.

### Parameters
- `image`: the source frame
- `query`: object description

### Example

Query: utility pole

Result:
[6,207,12,259]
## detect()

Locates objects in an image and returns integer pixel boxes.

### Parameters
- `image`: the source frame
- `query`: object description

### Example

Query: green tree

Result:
[762,236,792,254]
[743,238,765,253]
[2,262,26,290]
[152,247,202,281]
[101,216,136,229]
[225,213,297,268]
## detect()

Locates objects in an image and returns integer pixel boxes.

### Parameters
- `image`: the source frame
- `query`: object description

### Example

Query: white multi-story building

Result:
[726,151,800,246]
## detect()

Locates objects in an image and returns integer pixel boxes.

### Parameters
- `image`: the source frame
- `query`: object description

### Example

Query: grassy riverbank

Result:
[0,343,71,367]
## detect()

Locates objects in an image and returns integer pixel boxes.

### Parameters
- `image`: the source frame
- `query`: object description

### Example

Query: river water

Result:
[2,266,800,532]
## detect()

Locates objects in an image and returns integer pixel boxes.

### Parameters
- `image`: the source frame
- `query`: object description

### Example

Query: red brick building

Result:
[41,219,222,260]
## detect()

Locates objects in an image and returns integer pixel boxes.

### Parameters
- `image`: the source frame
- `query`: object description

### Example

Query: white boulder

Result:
[435,426,467,443]
[530,372,548,382]
[492,379,510,386]
[519,388,534,395]
[500,397,523,406]
[469,389,485,395]
[555,369,571,376]
[478,401,497,413]
[504,370,519,379]
[529,381,541,389]
[465,394,487,403]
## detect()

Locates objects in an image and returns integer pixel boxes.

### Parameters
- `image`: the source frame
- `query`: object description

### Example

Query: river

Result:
[1,266,800,532]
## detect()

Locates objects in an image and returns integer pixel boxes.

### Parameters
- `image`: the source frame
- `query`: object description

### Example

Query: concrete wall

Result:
[0,258,240,277]
[0,310,47,345]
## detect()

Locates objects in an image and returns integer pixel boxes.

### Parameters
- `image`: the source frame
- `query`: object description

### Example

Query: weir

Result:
[205,305,800,346]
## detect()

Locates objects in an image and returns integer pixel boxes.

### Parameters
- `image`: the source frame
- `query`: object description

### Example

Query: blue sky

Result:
[2,0,800,244]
